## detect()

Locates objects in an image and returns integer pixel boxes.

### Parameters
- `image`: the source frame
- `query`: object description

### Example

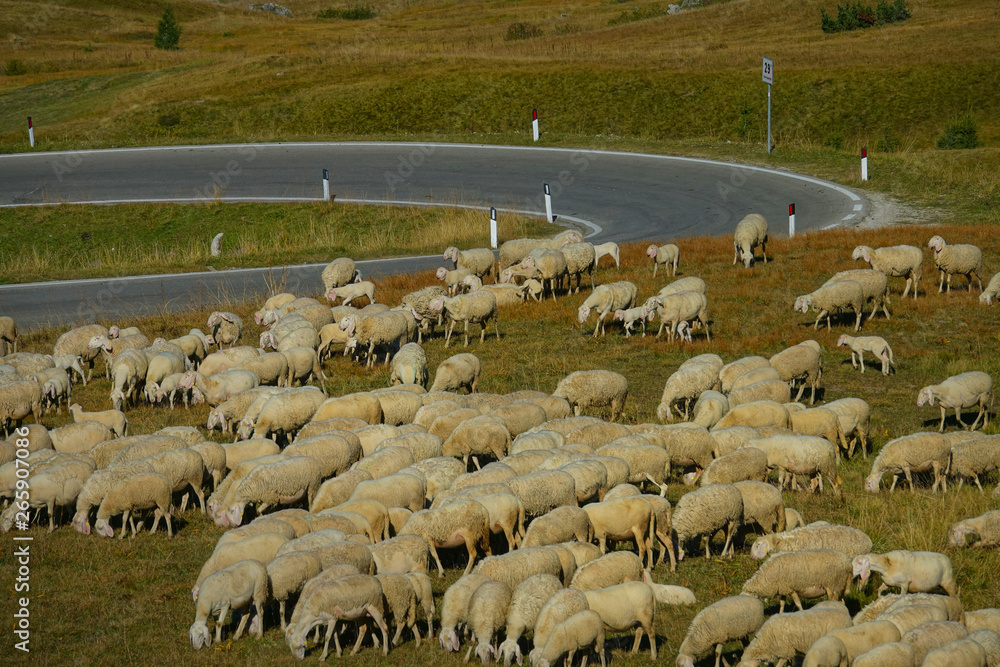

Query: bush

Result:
[154,6,182,50]
[609,3,669,26]
[820,0,910,33]
[505,22,543,41]
[937,117,981,150]
[3,59,28,76]
[317,5,377,20]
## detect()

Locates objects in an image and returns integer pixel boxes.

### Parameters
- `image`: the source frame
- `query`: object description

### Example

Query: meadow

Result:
[1,223,998,666]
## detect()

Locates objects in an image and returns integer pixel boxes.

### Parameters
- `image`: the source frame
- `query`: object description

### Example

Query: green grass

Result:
[1,223,999,665]
[0,202,555,283]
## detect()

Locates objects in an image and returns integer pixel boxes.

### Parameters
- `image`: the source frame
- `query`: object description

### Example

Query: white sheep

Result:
[568,551,643,591]
[769,342,823,405]
[327,280,377,305]
[206,311,243,349]
[497,573,564,666]
[429,291,498,348]
[794,280,865,331]
[178,369,259,408]
[656,360,721,422]
[676,595,765,667]
[445,246,496,281]
[837,334,895,375]
[218,456,321,527]
[286,574,389,660]
[738,601,852,667]
[968,629,1000,666]
[648,243,680,277]
[520,250,569,301]
[733,213,768,268]
[0,458,93,533]
[389,342,428,388]
[535,609,606,667]
[189,559,268,649]
[265,551,322,632]
[582,581,658,659]
[577,281,638,337]
[928,235,984,292]
[553,370,628,422]
[699,448,768,486]
[93,472,173,539]
[949,510,1000,548]
[900,620,969,664]
[741,548,853,612]
[53,324,109,383]
[981,271,1000,305]
[465,579,513,664]
[321,257,360,291]
[853,244,923,300]
[824,268,892,322]
[672,483,744,561]
[582,496,655,567]
[917,371,993,432]
[439,573,491,652]
[824,397,872,458]
[560,242,597,293]
[923,637,987,667]
[747,434,841,494]
[473,547,564,590]
[853,550,957,596]
[851,641,915,667]
[398,500,491,576]
[592,242,620,268]
[68,403,128,438]
[648,290,711,341]
[750,522,872,559]
[613,304,652,337]
[802,620,902,667]
[436,266,473,296]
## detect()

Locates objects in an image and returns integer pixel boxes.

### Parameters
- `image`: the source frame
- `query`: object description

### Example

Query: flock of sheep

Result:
[1,215,999,666]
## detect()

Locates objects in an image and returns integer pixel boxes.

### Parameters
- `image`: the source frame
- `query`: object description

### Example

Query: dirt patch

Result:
[852,190,947,229]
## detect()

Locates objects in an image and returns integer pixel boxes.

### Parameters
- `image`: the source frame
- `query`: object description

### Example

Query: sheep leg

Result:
[232,608,251,641]
[462,534,480,576]
[970,404,986,431]
[214,604,230,645]
[954,406,968,429]
[903,467,915,492]
[722,520,736,560]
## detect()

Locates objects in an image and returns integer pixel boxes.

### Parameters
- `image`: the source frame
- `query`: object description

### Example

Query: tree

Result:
[155,6,182,50]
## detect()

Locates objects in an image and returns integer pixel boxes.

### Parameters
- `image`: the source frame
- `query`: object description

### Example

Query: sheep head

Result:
[94,518,115,538]
[836,335,849,347]
[979,291,993,305]
[852,245,872,262]
[793,296,812,313]
[207,312,221,328]
[498,639,522,666]
[520,256,537,271]
[852,555,871,581]
[189,621,212,650]
[436,267,449,280]
[72,510,90,535]
[325,288,338,302]
[612,310,625,322]
[110,389,125,411]
[439,628,461,652]
[108,325,120,339]
[864,473,881,493]
[87,334,109,350]
[443,246,459,262]
[928,235,946,252]
[948,523,978,548]
[287,629,308,660]
[576,305,591,324]
[916,386,936,407]
[428,296,446,312]
[475,642,495,666]
[646,244,658,259]
[749,539,771,559]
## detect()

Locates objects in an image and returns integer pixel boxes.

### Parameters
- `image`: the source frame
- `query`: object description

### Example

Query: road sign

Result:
[762,57,773,85]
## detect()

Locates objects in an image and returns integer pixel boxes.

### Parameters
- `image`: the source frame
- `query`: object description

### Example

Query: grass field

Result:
[1,224,998,666]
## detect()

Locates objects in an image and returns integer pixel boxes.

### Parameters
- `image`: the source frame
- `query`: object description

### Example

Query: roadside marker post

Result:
[322,169,331,201]
[490,207,498,249]
[28,117,34,148]
[789,203,796,238]
[861,147,869,181]
[532,109,539,142]
[762,58,773,154]
[544,183,554,222]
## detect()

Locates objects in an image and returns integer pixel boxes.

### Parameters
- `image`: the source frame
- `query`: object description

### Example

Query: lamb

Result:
[675,596,764,667]
[206,311,243,349]
[794,280,866,331]
[918,371,993,432]
[465,579,513,664]
[853,550,957,596]
[437,266,474,296]
[853,244,923,300]
[327,279,378,306]
[981,271,1000,305]
[657,360,722,421]
[865,431,952,493]
[429,291,499,348]
[613,304,653,337]
[53,324,109,383]
[672,483,744,560]
[218,456,322,527]
[36,369,71,414]
[534,609,606,667]
[577,281,638,337]
[553,370,628,422]
[928,235,984,292]
[286,574,389,660]
[802,621,903,667]
[582,581,658,659]
[93,472,173,539]
[388,342,428,388]
[733,213,769,267]
[949,510,1000,548]
[738,601,852,667]
[48,354,88,386]
[769,343,823,405]
[321,257,360,292]
[445,246,496,281]
[68,403,127,438]
[559,242,597,294]
[253,293,296,325]
[750,523,872,559]
[592,242,620,268]
[836,334,895,376]
[439,573,491,652]
[189,559,268,649]
[741,549,853,612]
[648,243,680,277]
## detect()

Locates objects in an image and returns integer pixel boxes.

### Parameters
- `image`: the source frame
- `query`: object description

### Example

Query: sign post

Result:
[322,168,330,201]
[762,57,773,154]
[532,109,539,142]
[27,117,34,148]
[861,147,869,181]
[788,203,796,238]
[543,183,553,222]
[490,207,498,249]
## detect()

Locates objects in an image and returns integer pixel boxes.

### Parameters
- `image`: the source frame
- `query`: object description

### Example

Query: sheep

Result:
[311,391,384,425]
[92,472,173,539]
[534,609,606,667]
[326,279,378,307]
[374,572,423,647]
[67,402,128,439]
[0,317,16,356]
[582,581,658,659]
[900,620,970,664]
[802,620,903,667]
[728,379,792,409]
[737,601,852,667]
[388,342,428,389]
[923,637,987,667]
[217,456,321,527]
[866,431,952,493]
[464,579,513,663]
[559,242,597,294]
[0,458,93,533]
[790,407,848,453]
[528,588,591,664]
[968,628,1000,667]
[442,491,523,550]
[918,371,993,432]
[494,573,564,666]
[106,348,148,410]
[321,257,360,292]
[286,574,389,660]
[648,243,680,277]
[254,294,297,326]
[981,271,1000,305]
[473,547,564,590]
[794,280,866,331]
[577,281,638,337]
[496,232,582,273]
[851,641,916,667]
[853,244,923,299]
[733,213,769,267]
[948,435,1000,493]
[189,559,268,650]
[439,573,491,652]
[750,523,871,559]
[445,246,496,281]
[553,370,628,422]
[741,548,853,612]
[697,448,767,488]
[676,595,765,667]
[265,551,322,632]
[613,304,653,337]
[769,343,823,405]
[442,414,512,468]
[592,241,620,268]
[672,483,744,561]
[747,434,841,494]
[824,397,871,458]
[835,334,895,376]
[567,550,643,592]
[248,387,326,444]
[949,509,1000,548]
[52,324,108,383]
[178,369,259,408]
[580,496,655,567]
[712,400,791,434]
[398,499,491,574]
[349,472,426,513]
[854,550,957,596]
[204,311,242,350]
[0,379,43,437]
[823,269,892,323]
[648,290,711,341]
[427,291,498,349]
[437,266,474,296]
[656,362,722,422]
[719,356,770,393]
[928,235,984,292]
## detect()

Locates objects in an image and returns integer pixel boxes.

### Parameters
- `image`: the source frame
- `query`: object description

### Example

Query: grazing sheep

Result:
[437,266,473,296]
[327,279,377,306]
[341,311,410,366]
[837,334,895,375]
[577,281,638,337]
[582,581,658,659]
[981,271,1000,305]
[68,403,128,438]
[560,242,597,294]
[728,379,792,409]
[93,472,173,539]
[553,370,628,422]
[497,573,564,666]
[429,291,498,349]
[917,371,993,432]
[647,243,680,277]
[851,641,916,667]
[656,360,721,422]
[928,235,984,293]
[266,551,322,632]
[582,496,655,567]
[439,573,491,653]
[569,551,643,591]
[802,621,903,667]
[769,343,823,405]
[464,580,513,664]
[866,431,953,493]
[286,574,388,660]
[738,601,852,667]
[949,510,1000,548]
[712,400,791,433]
[0,458,93,533]
[747,434,841,494]
[733,213,769,268]
[0,380,44,437]
[923,637,987,667]
[520,250,570,301]
[853,244,923,300]
[53,324,109,383]
[750,523,872,560]
[206,312,243,350]
[824,268,892,321]
[312,391,384,425]
[676,595,765,667]
[218,456,321,527]
[445,246,496,281]
[825,397,872,458]
[350,472,426,513]
[699,449,768,486]
[853,550,957,596]
[398,500,491,577]
[794,280,866,331]
[388,343,428,388]
[189,559,268,649]
[672,483,744,561]
[647,290,711,341]
[321,257,360,292]
[529,588,591,664]
[179,369,259,408]
[741,549,853,612]
[535,609,606,667]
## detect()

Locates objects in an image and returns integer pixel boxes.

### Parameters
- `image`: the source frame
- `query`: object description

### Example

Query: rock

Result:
[246,3,293,17]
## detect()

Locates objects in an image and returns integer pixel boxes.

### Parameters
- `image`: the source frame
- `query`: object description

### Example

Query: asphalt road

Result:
[0,143,868,329]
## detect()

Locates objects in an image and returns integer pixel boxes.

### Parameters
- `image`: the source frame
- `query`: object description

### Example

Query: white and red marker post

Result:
[27,117,34,148]
[544,183,553,222]
[861,147,869,181]
[788,203,796,238]
[490,207,498,249]
[322,168,331,201]
[532,109,539,142]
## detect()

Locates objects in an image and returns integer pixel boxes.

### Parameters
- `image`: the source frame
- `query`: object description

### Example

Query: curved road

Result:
[0,143,867,329]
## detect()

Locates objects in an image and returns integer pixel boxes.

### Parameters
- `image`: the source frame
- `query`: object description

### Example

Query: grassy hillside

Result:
[1,225,998,666]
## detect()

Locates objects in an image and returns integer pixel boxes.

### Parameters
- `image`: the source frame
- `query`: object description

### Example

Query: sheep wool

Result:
[741,549,853,612]
[189,559,268,650]
[928,235,984,293]
[733,214,769,268]
[553,370,628,422]
[738,601,851,667]
[676,595,765,667]
[750,522,872,559]
[672,483,744,561]
[864,431,951,493]
[949,509,1000,548]
[853,244,923,300]
[917,370,993,432]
